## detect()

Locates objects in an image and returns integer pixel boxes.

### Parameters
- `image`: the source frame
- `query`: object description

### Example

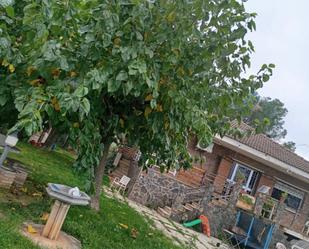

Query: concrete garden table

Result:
[22,183,90,249]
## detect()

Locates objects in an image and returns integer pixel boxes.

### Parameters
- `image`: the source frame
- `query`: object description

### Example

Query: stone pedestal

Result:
[253,193,267,216]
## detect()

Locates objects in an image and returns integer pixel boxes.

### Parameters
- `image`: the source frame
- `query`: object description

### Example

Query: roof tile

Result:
[229,121,309,173]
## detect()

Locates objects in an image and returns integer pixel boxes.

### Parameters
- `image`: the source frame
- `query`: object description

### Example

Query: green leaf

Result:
[124,81,133,95]
[0,0,14,8]
[262,74,270,82]
[0,37,10,49]
[80,98,90,114]
[60,56,69,70]
[150,99,157,109]
[5,6,14,18]
[261,64,268,70]
[145,48,154,58]
[108,79,121,93]
[116,71,128,81]
[135,31,143,41]
[0,93,8,106]
[128,60,147,75]
[75,86,89,98]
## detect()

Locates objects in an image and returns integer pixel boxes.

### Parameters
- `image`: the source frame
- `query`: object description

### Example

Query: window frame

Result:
[271,182,304,212]
[227,162,260,194]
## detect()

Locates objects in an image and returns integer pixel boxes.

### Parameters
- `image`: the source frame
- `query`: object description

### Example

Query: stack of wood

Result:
[118,146,141,161]
[109,146,140,180]
[176,166,205,187]
[12,164,28,188]
[0,167,16,189]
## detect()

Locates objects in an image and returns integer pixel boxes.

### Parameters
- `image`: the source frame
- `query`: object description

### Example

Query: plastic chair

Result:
[222,229,243,249]
[111,175,131,194]
[276,242,287,249]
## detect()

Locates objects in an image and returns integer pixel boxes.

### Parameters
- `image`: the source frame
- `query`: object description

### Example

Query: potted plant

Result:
[199,156,206,165]
[280,192,288,203]
[236,194,255,211]
[261,199,276,219]
[193,155,200,164]
[235,171,246,184]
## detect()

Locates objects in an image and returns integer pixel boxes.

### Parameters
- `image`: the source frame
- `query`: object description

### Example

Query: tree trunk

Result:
[126,161,141,195]
[44,129,57,148]
[90,141,111,211]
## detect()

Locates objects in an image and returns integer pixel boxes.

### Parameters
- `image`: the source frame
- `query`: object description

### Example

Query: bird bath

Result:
[22,183,90,249]
[46,183,90,206]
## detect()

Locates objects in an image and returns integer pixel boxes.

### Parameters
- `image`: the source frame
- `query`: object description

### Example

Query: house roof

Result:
[228,121,309,174]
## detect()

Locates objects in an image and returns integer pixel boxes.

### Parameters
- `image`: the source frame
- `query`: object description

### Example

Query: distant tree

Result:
[282,141,296,152]
[244,96,288,140]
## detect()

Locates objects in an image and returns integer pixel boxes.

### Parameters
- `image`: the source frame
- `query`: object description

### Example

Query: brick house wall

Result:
[278,192,309,233]
[256,175,275,195]
[212,157,233,193]
[187,136,222,175]
[186,138,309,236]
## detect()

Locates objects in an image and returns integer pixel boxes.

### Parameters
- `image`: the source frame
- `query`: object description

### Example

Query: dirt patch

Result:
[0,188,40,207]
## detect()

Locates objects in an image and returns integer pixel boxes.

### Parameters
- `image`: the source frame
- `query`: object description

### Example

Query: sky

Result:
[245,0,309,159]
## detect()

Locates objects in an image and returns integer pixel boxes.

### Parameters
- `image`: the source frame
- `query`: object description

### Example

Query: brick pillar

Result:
[273,198,287,224]
[255,175,275,196]
[229,181,243,207]
[213,157,233,193]
[254,193,268,216]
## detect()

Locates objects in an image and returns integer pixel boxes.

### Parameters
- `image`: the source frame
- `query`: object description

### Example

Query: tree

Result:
[282,141,296,152]
[244,96,288,139]
[1,0,273,210]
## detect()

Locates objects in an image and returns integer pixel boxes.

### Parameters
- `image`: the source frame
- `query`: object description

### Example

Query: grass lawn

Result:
[0,143,182,249]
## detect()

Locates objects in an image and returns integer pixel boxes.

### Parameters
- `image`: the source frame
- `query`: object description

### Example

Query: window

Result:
[303,221,309,236]
[271,182,304,211]
[228,163,260,194]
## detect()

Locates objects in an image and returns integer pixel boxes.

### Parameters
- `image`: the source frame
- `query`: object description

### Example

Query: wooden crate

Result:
[0,167,16,189]
[12,164,28,188]
[110,159,130,179]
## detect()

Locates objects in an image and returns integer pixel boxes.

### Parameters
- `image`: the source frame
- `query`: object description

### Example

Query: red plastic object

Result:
[199,215,211,237]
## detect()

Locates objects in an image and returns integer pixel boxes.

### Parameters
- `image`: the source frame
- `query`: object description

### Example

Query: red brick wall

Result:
[213,157,233,193]
[187,137,221,175]
[176,167,205,187]
[216,158,233,178]
[279,210,295,228]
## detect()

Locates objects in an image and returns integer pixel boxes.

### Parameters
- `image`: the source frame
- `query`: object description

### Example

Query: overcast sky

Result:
[245,0,309,159]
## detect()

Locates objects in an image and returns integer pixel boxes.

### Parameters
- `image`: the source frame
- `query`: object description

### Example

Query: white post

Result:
[0,132,19,167]
[0,145,10,167]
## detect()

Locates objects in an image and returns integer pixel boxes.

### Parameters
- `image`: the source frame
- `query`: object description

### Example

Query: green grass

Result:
[0,143,182,249]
